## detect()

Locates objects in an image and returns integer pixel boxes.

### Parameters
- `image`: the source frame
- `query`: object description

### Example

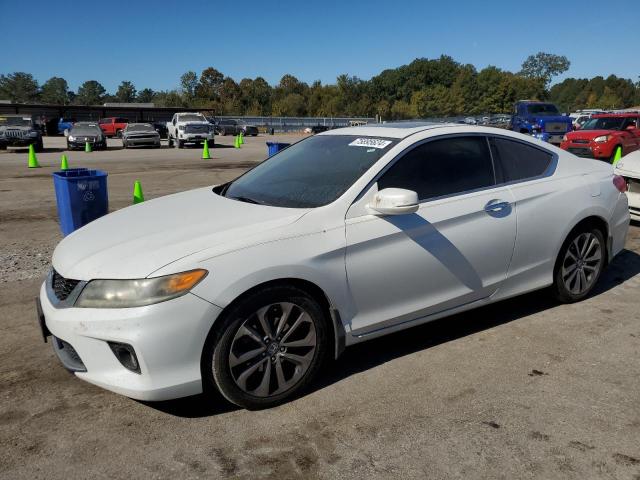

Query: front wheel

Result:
[553,227,605,303]
[204,285,329,409]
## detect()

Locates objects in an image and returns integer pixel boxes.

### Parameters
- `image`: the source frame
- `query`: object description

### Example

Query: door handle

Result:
[484,200,511,213]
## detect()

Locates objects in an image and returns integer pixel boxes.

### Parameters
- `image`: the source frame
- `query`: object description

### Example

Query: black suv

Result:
[0,114,44,151]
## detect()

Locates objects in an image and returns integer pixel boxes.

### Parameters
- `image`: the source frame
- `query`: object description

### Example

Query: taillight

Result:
[613,175,627,193]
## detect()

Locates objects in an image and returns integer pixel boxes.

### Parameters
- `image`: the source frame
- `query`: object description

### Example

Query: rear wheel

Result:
[553,226,605,303]
[204,285,329,409]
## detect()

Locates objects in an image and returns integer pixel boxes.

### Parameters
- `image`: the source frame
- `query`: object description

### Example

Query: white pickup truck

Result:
[167,112,214,148]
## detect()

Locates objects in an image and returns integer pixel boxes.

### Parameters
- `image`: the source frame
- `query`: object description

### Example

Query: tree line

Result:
[1,53,638,118]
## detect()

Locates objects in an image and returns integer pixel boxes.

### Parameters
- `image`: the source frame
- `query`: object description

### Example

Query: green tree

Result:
[180,71,198,101]
[519,52,570,87]
[40,76,69,105]
[196,67,224,102]
[75,80,106,105]
[137,88,155,103]
[115,81,136,103]
[0,72,39,102]
[272,93,306,116]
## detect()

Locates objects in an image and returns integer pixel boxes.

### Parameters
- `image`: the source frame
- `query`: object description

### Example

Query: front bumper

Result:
[615,172,640,221]
[39,281,222,401]
[67,139,106,150]
[1,136,40,147]
[532,132,566,145]
[124,136,160,146]
[561,141,614,161]
[178,133,214,144]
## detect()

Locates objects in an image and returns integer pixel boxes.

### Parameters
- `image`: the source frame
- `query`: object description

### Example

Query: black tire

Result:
[177,139,184,149]
[552,225,606,303]
[122,141,127,149]
[203,285,329,410]
[167,136,173,147]
[34,140,44,152]
[116,130,122,138]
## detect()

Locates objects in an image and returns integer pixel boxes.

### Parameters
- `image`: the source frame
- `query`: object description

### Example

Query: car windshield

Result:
[127,124,155,132]
[0,116,31,127]
[179,114,204,122]
[223,135,398,208]
[581,117,626,131]
[527,104,559,116]
[71,126,101,135]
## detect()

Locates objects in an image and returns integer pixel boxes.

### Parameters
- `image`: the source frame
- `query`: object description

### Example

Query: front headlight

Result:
[594,135,609,143]
[178,125,185,131]
[29,131,39,137]
[75,269,207,308]
[68,135,75,141]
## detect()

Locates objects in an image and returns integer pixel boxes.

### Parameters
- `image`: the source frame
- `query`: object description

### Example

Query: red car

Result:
[560,113,640,163]
[98,117,129,138]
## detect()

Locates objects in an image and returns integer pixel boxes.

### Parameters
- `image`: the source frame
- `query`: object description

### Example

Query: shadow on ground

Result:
[142,249,640,418]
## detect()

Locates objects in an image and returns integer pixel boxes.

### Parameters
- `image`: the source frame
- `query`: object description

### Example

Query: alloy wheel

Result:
[227,302,317,397]
[561,232,603,295]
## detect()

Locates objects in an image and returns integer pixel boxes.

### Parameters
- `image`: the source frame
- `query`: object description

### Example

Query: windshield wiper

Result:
[229,196,260,205]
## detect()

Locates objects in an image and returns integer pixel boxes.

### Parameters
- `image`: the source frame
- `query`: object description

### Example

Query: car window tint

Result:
[490,137,552,182]
[377,136,495,200]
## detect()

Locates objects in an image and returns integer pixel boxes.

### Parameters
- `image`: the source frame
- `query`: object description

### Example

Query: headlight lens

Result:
[594,135,609,143]
[68,135,75,141]
[562,135,568,141]
[75,269,207,308]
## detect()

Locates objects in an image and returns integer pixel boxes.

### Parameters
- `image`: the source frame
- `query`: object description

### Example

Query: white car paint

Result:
[614,150,640,220]
[40,124,630,401]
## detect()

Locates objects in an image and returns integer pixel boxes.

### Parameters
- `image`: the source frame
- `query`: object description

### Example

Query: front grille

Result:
[185,125,208,134]
[572,139,589,144]
[52,269,80,301]
[545,122,568,133]
[129,134,157,139]
[3,129,27,138]
[568,147,593,158]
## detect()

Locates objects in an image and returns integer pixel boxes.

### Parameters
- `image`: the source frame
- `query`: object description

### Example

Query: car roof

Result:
[592,113,639,118]
[320,122,464,139]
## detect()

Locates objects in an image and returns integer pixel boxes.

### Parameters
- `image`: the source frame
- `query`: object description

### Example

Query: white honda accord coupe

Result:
[38,123,630,409]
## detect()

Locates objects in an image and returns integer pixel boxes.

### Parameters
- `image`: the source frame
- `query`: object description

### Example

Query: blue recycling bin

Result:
[266,142,291,157]
[52,168,109,236]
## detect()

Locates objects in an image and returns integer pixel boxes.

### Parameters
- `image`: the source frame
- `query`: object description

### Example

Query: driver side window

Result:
[377,136,496,201]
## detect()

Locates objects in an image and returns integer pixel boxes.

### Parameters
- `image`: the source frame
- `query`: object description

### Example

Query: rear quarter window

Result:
[490,137,553,182]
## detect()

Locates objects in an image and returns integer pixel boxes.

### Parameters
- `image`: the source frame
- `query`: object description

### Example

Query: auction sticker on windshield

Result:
[348,138,392,149]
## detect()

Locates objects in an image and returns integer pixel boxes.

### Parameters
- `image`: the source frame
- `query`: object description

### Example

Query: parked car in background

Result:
[167,112,214,148]
[509,101,573,145]
[0,114,44,151]
[569,110,605,130]
[614,150,640,220]
[58,117,76,136]
[122,123,161,148]
[239,122,259,136]
[560,113,640,163]
[215,119,241,136]
[67,122,107,150]
[38,123,629,409]
[99,117,129,138]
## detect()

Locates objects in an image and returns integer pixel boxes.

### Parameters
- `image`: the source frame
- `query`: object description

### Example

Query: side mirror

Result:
[368,188,419,216]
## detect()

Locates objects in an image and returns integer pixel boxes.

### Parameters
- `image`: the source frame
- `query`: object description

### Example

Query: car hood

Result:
[566,129,616,140]
[614,150,640,178]
[52,187,309,280]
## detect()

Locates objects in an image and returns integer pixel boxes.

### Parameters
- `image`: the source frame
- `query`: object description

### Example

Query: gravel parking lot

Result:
[1,135,639,480]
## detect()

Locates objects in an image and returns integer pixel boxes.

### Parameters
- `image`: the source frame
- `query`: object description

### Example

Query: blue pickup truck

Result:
[509,101,573,146]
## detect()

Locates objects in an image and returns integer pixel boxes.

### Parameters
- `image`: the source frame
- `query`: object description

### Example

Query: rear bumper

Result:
[39,281,222,401]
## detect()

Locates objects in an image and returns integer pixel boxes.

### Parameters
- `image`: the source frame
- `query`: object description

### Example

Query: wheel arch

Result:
[211,277,346,360]
[553,214,610,277]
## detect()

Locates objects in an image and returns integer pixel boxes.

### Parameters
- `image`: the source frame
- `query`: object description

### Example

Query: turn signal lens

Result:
[613,175,627,193]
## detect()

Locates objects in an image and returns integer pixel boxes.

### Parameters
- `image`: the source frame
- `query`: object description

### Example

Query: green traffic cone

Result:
[202,139,211,159]
[234,135,240,149]
[85,141,92,153]
[612,146,622,165]
[239,132,244,145]
[28,144,40,168]
[133,180,144,204]
[60,154,69,170]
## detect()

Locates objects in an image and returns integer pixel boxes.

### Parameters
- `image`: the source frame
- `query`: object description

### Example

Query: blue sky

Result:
[2,0,638,93]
